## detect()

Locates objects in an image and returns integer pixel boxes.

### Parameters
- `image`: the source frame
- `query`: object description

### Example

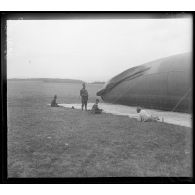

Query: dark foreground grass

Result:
[7,81,192,177]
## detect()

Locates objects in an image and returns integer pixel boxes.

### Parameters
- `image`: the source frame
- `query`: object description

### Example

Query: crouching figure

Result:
[51,95,60,107]
[91,99,103,114]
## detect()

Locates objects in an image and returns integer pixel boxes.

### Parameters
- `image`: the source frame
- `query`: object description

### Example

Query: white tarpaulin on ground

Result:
[59,103,192,128]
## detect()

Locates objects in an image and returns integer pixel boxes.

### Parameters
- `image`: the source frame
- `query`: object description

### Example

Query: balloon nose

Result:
[96,88,105,96]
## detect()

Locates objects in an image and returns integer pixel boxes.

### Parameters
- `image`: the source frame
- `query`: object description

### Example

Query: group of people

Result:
[79,82,103,113]
[51,83,102,114]
[51,83,160,121]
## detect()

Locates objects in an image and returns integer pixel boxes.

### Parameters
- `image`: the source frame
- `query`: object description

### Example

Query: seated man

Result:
[91,99,103,114]
[51,95,60,107]
[136,107,159,122]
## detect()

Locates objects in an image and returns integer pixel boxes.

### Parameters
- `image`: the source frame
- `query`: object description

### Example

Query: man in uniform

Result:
[80,83,88,111]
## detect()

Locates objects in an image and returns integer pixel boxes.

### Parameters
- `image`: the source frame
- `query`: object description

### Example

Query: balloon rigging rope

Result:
[171,88,191,112]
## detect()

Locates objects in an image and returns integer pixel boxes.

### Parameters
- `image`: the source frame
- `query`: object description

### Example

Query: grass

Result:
[7,81,192,177]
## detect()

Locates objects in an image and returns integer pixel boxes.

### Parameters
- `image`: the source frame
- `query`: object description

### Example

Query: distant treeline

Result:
[8,78,84,83]
[8,78,105,84]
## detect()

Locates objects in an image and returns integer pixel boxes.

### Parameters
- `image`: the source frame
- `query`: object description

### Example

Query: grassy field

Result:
[7,81,192,177]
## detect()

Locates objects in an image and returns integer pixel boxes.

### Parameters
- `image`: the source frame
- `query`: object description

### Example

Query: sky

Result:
[7,18,192,82]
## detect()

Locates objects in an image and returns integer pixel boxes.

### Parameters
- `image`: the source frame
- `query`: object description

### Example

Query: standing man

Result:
[80,83,89,111]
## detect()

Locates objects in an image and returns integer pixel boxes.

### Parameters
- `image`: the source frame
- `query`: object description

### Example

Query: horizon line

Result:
[7,77,106,82]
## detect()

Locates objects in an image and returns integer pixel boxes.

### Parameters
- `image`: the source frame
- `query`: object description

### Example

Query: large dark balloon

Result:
[97,53,192,113]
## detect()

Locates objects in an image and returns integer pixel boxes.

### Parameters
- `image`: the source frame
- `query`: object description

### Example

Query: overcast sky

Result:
[7,18,192,82]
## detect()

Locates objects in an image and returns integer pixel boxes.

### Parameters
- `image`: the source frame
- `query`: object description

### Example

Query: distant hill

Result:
[90,81,105,84]
[8,78,84,83]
